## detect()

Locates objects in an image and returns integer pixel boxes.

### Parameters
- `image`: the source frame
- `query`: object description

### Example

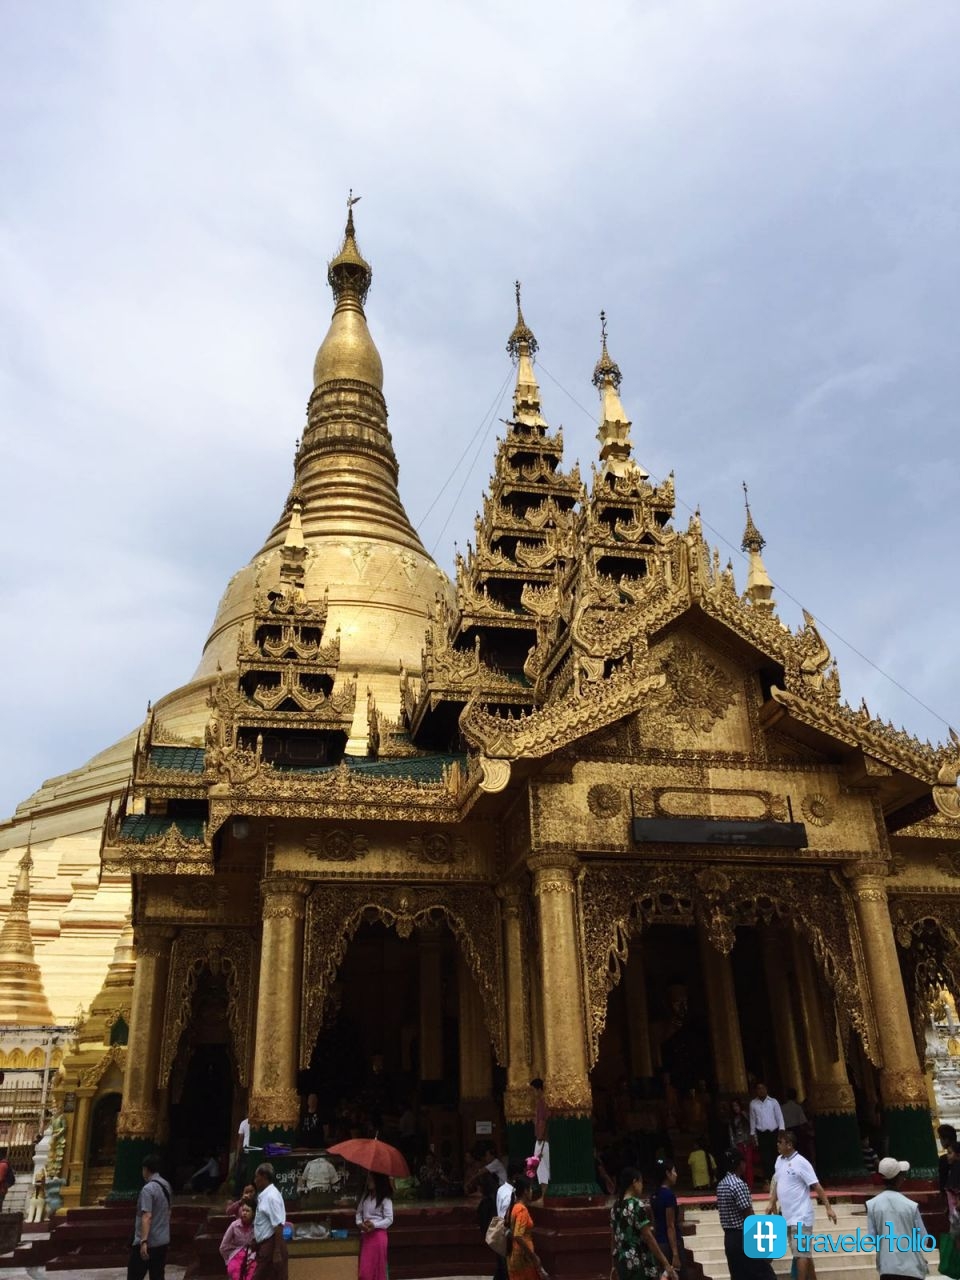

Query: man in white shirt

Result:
[749,1083,785,1186]
[767,1129,836,1280]
[865,1157,929,1279]
[252,1163,287,1280]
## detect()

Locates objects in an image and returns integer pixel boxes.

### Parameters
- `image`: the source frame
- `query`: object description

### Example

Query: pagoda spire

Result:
[262,196,428,555]
[0,848,55,1025]
[506,282,547,429]
[593,311,647,481]
[313,191,381,390]
[741,482,775,613]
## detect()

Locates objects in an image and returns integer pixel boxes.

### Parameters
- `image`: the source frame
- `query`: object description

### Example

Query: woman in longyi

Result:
[355,1171,393,1280]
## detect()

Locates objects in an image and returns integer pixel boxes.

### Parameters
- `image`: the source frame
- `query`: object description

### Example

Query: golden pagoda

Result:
[12,206,960,1224]
[0,850,54,1025]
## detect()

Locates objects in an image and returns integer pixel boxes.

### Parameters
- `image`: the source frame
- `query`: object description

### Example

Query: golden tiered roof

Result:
[0,849,54,1025]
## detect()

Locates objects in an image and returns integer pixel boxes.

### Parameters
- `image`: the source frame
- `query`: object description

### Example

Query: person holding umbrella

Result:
[326,1136,407,1280]
[355,1171,393,1279]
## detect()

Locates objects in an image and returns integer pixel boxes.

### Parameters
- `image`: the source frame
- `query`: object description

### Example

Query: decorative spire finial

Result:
[741,481,766,554]
[506,280,538,360]
[328,190,372,306]
[592,310,622,390]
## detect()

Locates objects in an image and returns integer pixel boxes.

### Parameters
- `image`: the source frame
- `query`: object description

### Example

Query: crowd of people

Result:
[126,1072,947,1280]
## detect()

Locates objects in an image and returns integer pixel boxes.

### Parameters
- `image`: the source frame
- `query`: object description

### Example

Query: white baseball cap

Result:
[878,1157,910,1179]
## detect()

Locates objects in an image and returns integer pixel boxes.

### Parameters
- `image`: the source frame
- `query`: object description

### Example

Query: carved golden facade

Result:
[69,205,960,1199]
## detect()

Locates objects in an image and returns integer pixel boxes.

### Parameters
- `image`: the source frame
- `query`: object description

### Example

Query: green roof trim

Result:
[119,815,206,843]
[278,753,465,783]
[149,746,205,773]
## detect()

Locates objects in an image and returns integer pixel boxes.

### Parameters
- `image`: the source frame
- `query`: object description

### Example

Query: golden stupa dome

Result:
[150,201,451,749]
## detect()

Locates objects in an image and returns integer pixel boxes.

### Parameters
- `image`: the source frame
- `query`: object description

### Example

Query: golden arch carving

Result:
[301,883,505,1069]
[78,1044,128,1090]
[160,930,254,1087]
[890,897,960,1055]
[580,864,878,1068]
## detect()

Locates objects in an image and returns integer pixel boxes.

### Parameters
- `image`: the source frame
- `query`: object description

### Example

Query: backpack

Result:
[485,1191,516,1257]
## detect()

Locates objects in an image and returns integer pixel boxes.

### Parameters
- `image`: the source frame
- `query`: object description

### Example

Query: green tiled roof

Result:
[283,754,465,783]
[149,746,205,773]
[119,815,206,843]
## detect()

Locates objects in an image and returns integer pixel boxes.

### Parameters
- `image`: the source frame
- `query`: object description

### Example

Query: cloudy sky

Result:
[1,1,958,819]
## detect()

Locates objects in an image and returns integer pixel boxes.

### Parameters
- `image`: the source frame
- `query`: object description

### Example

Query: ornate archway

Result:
[581,863,878,1067]
[160,930,255,1087]
[301,883,504,1068]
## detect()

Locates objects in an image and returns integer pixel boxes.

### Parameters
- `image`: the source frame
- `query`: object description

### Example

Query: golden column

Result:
[760,925,805,1096]
[789,930,862,1177]
[696,919,747,1095]
[624,947,654,1079]
[458,951,496,1152]
[844,861,937,1173]
[418,922,445,1083]
[68,1086,96,1203]
[529,852,596,1194]
[499,883,535,1159]
[112,926,172,1195]
[249,879,309,1140]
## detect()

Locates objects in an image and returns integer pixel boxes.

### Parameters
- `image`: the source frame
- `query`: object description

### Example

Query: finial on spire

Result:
[328,190,372,305]
[506,281,539,360]
[592,310,622,390]
[741,481,766,554]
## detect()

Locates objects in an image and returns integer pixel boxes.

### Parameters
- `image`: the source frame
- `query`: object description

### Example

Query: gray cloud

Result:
[1,0,958,815]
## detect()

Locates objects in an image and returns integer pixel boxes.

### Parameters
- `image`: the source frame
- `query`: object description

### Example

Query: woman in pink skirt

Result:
[355,1172,393,1280]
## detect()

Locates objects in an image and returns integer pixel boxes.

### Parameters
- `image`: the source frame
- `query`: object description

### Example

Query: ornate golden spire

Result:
[741,482,775,612]
[593,312,647,480]
[0,848,55,1025]
[313,192,383,391]
[507,282,547,429]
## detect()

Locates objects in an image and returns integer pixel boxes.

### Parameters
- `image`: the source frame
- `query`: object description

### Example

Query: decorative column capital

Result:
[249,1088,300,1129]
[843,861,890,900]
[527,852,579,894]
[544,1069,593,1118]
[117,1103,158,1139]
[503,1084,535,1124]
[496,881,525,918]
[261,879,310,920]
[806,1081,857,1116]
[132,926,175,958]
[879,1068,930,1110]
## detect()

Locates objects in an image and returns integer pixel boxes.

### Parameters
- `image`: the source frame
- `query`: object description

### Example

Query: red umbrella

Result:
[326,1137,410,1178]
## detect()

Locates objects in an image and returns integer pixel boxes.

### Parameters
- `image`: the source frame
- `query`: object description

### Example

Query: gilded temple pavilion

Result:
[76,206,960,1196]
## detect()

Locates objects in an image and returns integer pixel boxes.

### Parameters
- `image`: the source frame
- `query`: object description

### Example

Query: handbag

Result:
[486,1213,509,1256]
[486,1192,516,1257]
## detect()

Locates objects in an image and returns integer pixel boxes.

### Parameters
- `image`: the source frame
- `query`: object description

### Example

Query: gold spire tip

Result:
[741,481,766,554]
[592,309,622,390]
[328,190,372,305]
[506,280,538,359]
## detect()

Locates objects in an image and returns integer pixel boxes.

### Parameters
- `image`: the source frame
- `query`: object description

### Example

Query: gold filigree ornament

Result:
[587,783,622,818]
[801,793,835,827]
[659,642,736,733]
[933,729,960,819]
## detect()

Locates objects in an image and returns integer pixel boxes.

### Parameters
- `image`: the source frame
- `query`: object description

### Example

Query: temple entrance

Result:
[303,918,499,1189]
[166,968,237,1190]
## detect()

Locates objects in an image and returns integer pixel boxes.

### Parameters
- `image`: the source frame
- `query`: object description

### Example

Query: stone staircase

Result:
[684,1201,942,1280]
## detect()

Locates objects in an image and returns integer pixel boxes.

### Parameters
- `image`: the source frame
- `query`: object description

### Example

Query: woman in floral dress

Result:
[611,1167,678,1280]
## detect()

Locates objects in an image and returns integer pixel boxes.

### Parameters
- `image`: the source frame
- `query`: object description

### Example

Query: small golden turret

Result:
[741,482,775,613]
[593,312,647,481]
[0,848,55,1025]
[506,282,548,429]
